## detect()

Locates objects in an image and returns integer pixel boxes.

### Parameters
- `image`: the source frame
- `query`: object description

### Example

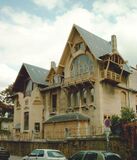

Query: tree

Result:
[0,84,13,104]
[111,107,136,135]
[121,107,136,123]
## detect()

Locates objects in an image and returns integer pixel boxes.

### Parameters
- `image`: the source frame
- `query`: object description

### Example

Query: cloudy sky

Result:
[0,0,137,91]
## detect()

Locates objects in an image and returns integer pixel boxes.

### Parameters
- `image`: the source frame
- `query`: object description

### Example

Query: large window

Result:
[24,112,29,130]
[70,55,94,77]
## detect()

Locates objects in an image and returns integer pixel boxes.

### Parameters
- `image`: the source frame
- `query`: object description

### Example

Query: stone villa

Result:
[12,24,137,140]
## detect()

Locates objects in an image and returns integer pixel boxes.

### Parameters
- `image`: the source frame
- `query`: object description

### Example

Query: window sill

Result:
[23,130,29,133]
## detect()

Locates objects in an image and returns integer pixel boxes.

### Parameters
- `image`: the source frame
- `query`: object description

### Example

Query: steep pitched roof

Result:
[57,24,130,73]
[23,63,49,85]
[45,112,89,123]
[74,24,112,58]
[74,25,131,73]
[13,63,49,92]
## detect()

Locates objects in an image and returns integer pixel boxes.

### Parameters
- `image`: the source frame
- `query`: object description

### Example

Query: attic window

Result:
[74,42,85,52]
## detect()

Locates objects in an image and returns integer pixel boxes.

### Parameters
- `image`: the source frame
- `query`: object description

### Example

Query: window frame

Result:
[24,112,29,130]
[34,122,40,132]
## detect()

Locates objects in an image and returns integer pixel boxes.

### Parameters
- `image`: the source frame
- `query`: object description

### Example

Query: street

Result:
[10,155,23,160]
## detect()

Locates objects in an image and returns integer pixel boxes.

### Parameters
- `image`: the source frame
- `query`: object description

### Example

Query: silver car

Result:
[68,150,122,160]
[22,149,67,160]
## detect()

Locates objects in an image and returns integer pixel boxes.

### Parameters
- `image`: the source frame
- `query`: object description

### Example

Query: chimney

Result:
[51,61,56,69]
[111,35,117,53]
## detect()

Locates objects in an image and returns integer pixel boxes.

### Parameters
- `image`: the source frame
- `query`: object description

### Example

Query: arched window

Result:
[70,55,94,77]
[121,91,127,107]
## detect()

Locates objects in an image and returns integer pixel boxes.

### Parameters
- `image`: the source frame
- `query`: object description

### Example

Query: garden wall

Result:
[0,136,130,159]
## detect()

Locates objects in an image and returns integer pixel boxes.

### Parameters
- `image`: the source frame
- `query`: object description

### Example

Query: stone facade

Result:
[12,24,137,140]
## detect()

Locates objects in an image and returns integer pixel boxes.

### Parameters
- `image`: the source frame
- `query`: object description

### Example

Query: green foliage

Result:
[111,114,121,126]
[111,107,136,135]
[0,84,13,104]
[111,114,121,135]
[121,107,135,123]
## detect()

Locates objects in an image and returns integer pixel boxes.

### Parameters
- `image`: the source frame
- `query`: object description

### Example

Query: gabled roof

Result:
[74,24,112,58]
[23,63,49,85]
[75,25,130,73]
[45,112,89,123]
[13,63,49,92]
[57,24,130,73]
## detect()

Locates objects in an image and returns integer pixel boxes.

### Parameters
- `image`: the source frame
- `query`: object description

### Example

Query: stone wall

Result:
[0,136,130,159]
[44,121,89,140]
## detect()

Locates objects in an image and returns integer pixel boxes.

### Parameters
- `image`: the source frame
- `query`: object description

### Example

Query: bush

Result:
[111,115,121,135]
[111,114,121,126]
[121,107,135,123]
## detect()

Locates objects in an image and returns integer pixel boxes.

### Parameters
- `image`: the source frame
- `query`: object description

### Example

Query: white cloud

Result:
[0,0,137,91]
[0,64,17,91]
[32,0,65,9]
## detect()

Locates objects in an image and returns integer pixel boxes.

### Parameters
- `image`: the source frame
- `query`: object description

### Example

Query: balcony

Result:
[63,73,95,87]
[101,70,121,84]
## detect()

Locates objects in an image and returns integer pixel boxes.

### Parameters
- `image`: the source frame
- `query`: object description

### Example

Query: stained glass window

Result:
[71,55,94,77]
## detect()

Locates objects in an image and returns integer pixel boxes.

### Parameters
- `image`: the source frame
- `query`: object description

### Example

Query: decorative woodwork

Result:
[100,53,125,84]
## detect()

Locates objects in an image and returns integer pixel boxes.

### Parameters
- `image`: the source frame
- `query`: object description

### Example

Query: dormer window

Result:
[53,75,61,84]
[74,42,85,52]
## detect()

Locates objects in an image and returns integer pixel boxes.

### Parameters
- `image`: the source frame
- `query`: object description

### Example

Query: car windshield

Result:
[103,153,121,160]
[47,151,64,158]
[29,150,39,156]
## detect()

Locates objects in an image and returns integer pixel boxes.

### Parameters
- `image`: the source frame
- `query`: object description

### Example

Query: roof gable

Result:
[57,24,130,73]
[13,63,49,92]
[57,24,112,73]
[74,24,112,58]
[46,67,56,80]
[23,63,49,85]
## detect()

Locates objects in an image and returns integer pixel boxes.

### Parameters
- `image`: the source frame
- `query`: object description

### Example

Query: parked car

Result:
[68,150,122,160]
[0,147,10,160]
[22,149,67,160]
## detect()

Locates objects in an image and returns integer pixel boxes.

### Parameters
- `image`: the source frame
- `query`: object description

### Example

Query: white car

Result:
[22,149,67,160]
